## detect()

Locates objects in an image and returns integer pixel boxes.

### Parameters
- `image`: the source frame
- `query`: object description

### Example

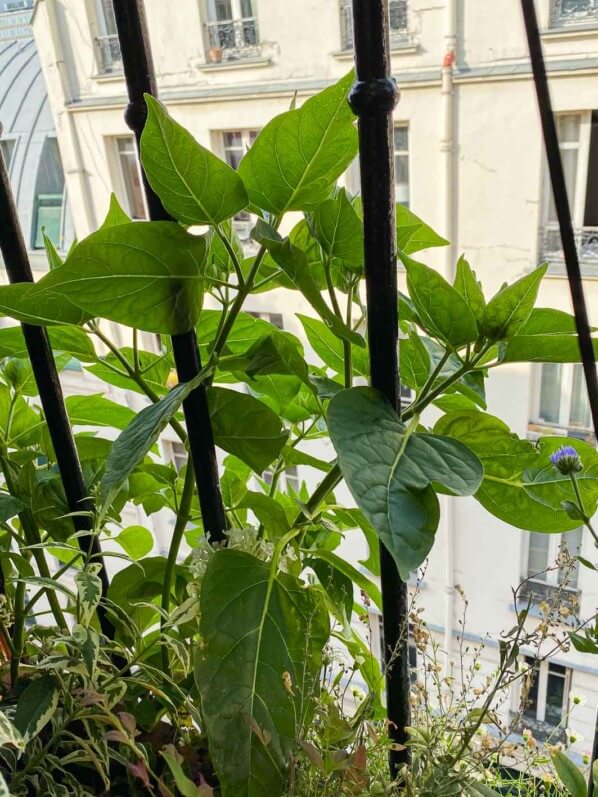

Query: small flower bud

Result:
[549,445,582,475]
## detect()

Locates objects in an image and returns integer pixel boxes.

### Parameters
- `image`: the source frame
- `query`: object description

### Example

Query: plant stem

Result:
[160,459,195,676]
[570,472,598,547]
[416,349,451,403]
[215,224,245,286]
[292,463,341,529]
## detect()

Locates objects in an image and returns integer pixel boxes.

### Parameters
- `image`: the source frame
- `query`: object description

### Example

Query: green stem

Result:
[215,224,245,286]
[160,460,195,676]
[344,284,354,388]
[292,464,341,530]
[570,473,598,547]
[416,349,451,404]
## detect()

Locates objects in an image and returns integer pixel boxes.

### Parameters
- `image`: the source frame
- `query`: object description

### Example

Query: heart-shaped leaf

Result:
[328,387,483,578]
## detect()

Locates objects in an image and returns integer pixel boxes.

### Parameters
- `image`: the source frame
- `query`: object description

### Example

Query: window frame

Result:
[530,362,594,438]
[217,128,260,238]
[92,0,123,74]
[520,656,571,728]
[0,138,17,173]
[111,135,147,220]
[523,527,583,588]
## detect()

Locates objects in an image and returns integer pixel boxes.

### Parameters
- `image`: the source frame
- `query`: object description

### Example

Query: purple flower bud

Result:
[549,445,583,475]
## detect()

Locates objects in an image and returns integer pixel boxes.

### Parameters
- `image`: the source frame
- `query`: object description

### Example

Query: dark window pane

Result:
[545,663,566,726]
[523,657,540,720]
[538,363,562,423]
[527,532,550,580]
[33,138,65,249]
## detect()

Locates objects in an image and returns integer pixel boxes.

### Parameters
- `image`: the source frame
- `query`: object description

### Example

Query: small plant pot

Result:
[209,47,223,63]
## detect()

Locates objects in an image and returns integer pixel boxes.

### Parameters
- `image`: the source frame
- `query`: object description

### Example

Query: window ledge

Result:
[199,57,272,72]
[93,71,125,83]
[542,24,598,40]
[333,41,418,60]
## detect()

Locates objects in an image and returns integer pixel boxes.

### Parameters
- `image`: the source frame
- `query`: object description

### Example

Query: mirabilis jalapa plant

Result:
[0,71,596,796]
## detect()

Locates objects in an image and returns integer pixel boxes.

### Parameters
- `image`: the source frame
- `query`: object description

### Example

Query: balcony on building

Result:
[340,0,409,50]
[204,0,261,65]
[95,33,122,74]
[550,0,598,28]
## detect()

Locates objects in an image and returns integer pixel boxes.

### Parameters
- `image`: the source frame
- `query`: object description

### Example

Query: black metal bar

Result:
[111,0,227,544]
[0,155,114,639]
[348,0,410,777]
[521,0,598,435]
[520,5,598,794]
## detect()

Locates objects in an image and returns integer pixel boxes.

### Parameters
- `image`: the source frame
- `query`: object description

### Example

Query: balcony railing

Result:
[510,712,566,743]
[0,9,33,40]
[518,579,579,614]
[340,0,408,50]
[96,33,123,74]
[540,224,598,266]
[551,0,598,27]
[205,17,261,63]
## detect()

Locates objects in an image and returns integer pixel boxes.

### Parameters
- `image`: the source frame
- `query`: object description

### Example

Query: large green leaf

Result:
[226,330,310,385]
[196,549,329,797]
[100,193,131,228]
[305,549,381,609]
[14,675,59,743]
[115,525,154,560]
[86,347,170,396]
[0,710,25,750]
[0,282,91,326]
[312,187,363,270]
[66,394,136,430]
[434,410,598,532]
[328,387,482,579]
[75,565,102,625]
[100,372,207,512]
[298,314,368,376]
[481,264,546,340]
[238,72,357,214]
[252,221,362,345]
[550,750,587,797]
[453,256,485,329]
[502,307,598,363]
[0,325,96,363]
[402,254,478,348]
[141,95,248,225]
[208,387,288,472]
[396,204,449,254]
[400,330,431,391]
[21,222,207,335]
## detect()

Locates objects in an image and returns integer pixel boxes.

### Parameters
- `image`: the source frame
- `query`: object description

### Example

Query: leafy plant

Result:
[0,73,594,796]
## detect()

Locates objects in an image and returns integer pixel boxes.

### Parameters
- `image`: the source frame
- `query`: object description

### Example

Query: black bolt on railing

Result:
[0,154,114,640]
[348,0,411,777]
[521,3,598,795]
[111,0,227,545]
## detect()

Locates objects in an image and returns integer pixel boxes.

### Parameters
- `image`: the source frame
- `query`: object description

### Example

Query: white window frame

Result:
[519,657,571,727]
[162,439,187,473]
[0,137,17,173]
[110,135,147,220]
[92,0,122,74]
[217,128,259,239]
[522,528,583,587]
[530,362,594,436]
[394,123,410,207]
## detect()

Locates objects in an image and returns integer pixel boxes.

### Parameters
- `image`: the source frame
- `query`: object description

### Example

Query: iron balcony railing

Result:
[205,17,260,63]
[551,0,598,27]
[541,224,598,265]
[340,0,408,50]
[96,33,123,74]
[0,9,33,40]
[518,579,580,614]
[509,712,567,744]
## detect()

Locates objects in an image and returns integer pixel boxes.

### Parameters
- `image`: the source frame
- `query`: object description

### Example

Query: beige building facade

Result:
[29,0,598,755]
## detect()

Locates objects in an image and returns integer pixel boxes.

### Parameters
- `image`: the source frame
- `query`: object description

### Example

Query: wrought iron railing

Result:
[518,579,580,614]
[0,9,33,40]
[205,17,260,62]
[551,0,598,27]
[96,33,123,73]
[540,224,598,265]
[510,712,567,743]
[340,0,408,50]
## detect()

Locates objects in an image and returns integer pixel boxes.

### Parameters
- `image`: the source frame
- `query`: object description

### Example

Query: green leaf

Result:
[0,710,25,750]
[229,331,310,384]
[312,187,363,270]
[434,410,598,532]
[569,630,598,654]
[141,94,248,225]
[161,745,206,797]
[100,372,207,511]
[238,492,290,539]
[25,222,207,335]
[108,557,171,636]
[0,772,8,797]
[66,394,136,430]
[396,204,449,254]
[0,281,91,326]
[253,221,362,346]
[298,314,368,376]
[115,525,154,560]
[402,254,478,348]
[86,347,170,396]
[400,330,431,391]
[502,309,598,363]
[0,494,23,523]
[453,255,485,328]
[238,71,357,214]
[75,564,103,625]
[72,624,100,678]
[100,193,131,228]
[196,549,329,797]
[208,387,288,473]
[328,387,483,579]
[481,264,547,340]
[468,785,502,797]
[14,675,59,743]
[43,230,64,270]
[305,549,381,610]
[551,750,587,797]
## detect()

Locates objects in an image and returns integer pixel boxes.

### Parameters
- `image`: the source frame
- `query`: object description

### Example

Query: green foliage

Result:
[550,750,587,797]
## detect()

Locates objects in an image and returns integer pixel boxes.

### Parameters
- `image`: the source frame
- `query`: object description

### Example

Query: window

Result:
[394,125,409,206]
[0,139,16,171]
[521,657,570,736]
[531,363,594,440]
[166,440,187,472]
[205,0,260,63]
[340,0,408,50]
[32,137,65,250]
[551,0,598,27]
[526,528,582,588]
[221,129,259,237]
[248,311,284,330]
[115,137,146,220]
[541,111,598,266]
[94,0,122,74]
